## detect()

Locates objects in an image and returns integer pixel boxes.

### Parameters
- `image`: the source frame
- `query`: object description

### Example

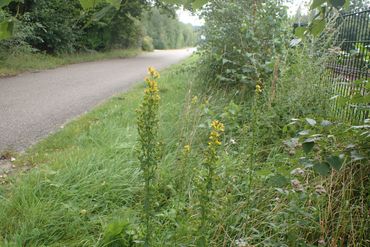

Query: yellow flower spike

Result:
[211,120,225,132]
[255,84,263,94]
[148,66,155,75]
[148,66,160,79]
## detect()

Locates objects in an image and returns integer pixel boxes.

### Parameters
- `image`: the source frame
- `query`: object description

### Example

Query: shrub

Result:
[27,0,81,54]
[199,0,288,89]
[142,35,154,51]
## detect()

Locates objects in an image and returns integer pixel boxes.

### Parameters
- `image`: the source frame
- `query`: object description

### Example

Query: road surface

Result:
[0,49,194,152]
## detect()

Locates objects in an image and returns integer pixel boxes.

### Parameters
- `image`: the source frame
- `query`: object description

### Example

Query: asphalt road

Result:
[0,49,194,152]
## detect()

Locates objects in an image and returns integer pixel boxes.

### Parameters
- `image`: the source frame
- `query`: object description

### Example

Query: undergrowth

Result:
[0,48,368,247]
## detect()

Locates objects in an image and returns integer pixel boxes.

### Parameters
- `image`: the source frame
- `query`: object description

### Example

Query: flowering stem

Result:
[198,120,224,246]
[137,67,161,247]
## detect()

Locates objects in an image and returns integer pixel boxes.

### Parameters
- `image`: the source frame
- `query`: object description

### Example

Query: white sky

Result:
[177,0,310,26]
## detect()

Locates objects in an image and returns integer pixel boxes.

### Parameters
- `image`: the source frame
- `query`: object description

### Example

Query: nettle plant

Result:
[283,117,369,177]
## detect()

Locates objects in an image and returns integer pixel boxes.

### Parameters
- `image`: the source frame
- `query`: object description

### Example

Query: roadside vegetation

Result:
[0,0,369,246]
[0,0,197,77]
[0,48,140,77]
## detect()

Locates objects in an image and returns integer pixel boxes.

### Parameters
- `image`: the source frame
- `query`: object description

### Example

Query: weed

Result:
[136,67,161,246]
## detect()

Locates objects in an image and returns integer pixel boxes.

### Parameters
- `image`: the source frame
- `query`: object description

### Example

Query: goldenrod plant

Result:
[198,120,224,247]
[136,66,161,247]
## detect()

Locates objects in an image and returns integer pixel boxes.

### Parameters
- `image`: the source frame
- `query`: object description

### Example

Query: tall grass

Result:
[0,47,368,246]
[0,58,196,246]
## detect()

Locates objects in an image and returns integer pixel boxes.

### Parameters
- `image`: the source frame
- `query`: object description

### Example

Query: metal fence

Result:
[327,9,370,123]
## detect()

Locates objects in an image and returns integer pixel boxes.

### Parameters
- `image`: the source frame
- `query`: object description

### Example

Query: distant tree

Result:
[142,8,196,49]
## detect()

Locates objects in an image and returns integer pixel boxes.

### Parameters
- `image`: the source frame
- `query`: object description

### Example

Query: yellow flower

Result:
[255,84,262,94]
[191,96,198,105]
[148,66,160,79]
[208,120,225,146]
[211,120,225,132]
[184,145,191,153]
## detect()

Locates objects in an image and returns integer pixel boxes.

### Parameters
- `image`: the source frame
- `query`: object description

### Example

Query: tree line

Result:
[0,0,197,56]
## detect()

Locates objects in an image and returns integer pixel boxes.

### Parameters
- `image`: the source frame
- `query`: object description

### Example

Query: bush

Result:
[27,0,82,54]
[199,0,288,89]
[142,36,154,51]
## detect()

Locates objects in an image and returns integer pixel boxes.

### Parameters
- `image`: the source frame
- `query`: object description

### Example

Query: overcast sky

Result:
[177,0,310,26]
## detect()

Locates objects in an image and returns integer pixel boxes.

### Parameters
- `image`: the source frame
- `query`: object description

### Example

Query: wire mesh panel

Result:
[328,9,370,123]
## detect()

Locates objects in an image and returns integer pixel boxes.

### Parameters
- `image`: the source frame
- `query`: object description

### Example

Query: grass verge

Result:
[0,57,197,246]
[0,48,141,77]
[0,52,368,246]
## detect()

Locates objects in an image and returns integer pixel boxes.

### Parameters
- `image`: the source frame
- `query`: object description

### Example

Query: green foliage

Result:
[1,0,192,56]
[0,52,368,246]
[79,0,121,10]
[198,0,288,89]
[102,214,142,247]
[295,0,353,39]
[161,0,208,9]
[142,8,196,49]
[284,116,369,177]
[27,0,81,54]
[0,0,14,40]
[142,35,154,51]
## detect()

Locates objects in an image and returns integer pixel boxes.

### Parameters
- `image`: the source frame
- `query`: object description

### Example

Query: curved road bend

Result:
[0,49,194,152]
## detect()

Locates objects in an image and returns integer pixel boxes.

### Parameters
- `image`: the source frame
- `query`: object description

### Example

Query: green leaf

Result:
[302,141,315,153]
[326,155,343,170]
[267,174,289,188]
[313,162,331,176]
[294,27,306,39]
[0,0,12,8]
[343,0,350,9]
[350,94,370,104]
[192,0,208,9]
[107,0,121,9]
[336,95,349,106]
[0,20,13,40]
[79,0,121,10]
[310,19,326,37]
[310,0,327,10]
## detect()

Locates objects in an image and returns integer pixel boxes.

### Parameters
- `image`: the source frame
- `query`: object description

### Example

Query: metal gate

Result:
[328,9,370,123]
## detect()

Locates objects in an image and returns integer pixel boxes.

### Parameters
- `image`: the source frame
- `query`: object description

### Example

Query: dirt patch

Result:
[0,156,32,184]
[0,159,14,183]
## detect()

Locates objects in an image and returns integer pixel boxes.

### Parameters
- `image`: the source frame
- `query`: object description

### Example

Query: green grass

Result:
[0,52,368,246]
[0,57,197,246]
[0,49,141,77]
